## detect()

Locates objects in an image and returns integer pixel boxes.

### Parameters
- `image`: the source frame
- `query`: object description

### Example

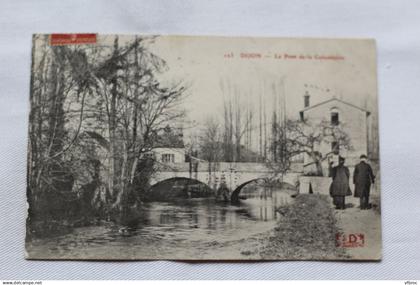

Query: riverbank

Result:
[27,193,364,260]
[199,194,347,260]
[260,194,347,259]
[204,193,381,260]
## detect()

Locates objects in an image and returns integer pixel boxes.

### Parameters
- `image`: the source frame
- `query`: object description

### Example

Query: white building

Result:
[151,147,186,164]
[299,93,371,170]
[145,124,186,164]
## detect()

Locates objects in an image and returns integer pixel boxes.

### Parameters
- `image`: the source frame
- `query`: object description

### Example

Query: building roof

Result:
[299,97,371,115]
[153,146,185,150]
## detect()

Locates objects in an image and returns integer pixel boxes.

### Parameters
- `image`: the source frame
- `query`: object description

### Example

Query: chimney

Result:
[304,91,310,108]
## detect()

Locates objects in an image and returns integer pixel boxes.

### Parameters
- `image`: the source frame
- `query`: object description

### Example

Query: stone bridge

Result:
[149,162,302,201]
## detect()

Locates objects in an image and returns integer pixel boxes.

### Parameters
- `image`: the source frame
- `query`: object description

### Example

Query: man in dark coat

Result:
[353,154,375,209]
[329,156,351,210]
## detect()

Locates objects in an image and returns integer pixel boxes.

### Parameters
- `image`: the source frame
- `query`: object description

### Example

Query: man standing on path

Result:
[353,154,376,210]
[329,156,351,210]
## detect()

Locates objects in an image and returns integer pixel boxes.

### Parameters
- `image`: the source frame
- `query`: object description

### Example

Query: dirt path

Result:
[203,194,382,261]
[198,194,347,260]
[332,195,382,260]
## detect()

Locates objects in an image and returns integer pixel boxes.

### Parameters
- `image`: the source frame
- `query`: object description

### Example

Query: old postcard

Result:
[26,34,381,260]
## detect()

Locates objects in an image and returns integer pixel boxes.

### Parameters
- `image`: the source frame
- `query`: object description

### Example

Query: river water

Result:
[26,187,295,260]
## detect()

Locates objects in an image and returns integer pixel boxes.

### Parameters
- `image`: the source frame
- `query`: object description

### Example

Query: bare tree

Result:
[28,35,187,223]
[269,118,352,177]
[86,36,187,211]
[199,116,222,162]
[221,95,254,162]
[28,36,91,205]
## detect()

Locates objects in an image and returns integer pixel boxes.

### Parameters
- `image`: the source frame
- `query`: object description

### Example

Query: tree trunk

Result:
[108,36,119,201]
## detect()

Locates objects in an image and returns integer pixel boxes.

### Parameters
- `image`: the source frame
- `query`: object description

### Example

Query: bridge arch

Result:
[230,178,296,203]
[147,177,214,201]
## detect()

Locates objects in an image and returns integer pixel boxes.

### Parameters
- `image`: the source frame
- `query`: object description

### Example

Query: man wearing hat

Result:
[353,154,376,209]
[329,156,351,210]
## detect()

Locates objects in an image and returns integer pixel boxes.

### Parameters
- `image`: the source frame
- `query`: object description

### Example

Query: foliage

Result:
[27,35,187,231]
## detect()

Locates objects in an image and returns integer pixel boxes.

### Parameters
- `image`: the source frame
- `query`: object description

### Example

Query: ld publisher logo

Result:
[336,232,365,248]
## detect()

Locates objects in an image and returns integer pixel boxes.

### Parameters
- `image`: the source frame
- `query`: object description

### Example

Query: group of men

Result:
[329,154,376,210]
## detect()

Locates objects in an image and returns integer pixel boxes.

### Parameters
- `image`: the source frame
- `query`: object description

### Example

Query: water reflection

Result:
[27,186,296,258]
[239,186,294,221]
[136,186,294,242]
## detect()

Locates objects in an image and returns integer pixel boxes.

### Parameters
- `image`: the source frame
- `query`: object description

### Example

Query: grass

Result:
[259,194,347,259]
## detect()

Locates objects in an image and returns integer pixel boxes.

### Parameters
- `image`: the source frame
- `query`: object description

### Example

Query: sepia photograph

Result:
[25,34,381,260]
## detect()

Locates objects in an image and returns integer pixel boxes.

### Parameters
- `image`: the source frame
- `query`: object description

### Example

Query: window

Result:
[299,112,304,121]
[144,152,154,160]
[331,141,339,153]
[304,94,310,108]
[331,112,339,125]
[162,153,175,163]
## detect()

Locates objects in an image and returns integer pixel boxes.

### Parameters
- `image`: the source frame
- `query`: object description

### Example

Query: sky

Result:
[93,35,379,150]
[147,35,378,120]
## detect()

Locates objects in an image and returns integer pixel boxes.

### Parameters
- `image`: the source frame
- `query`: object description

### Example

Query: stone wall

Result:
[299,176,332,196]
